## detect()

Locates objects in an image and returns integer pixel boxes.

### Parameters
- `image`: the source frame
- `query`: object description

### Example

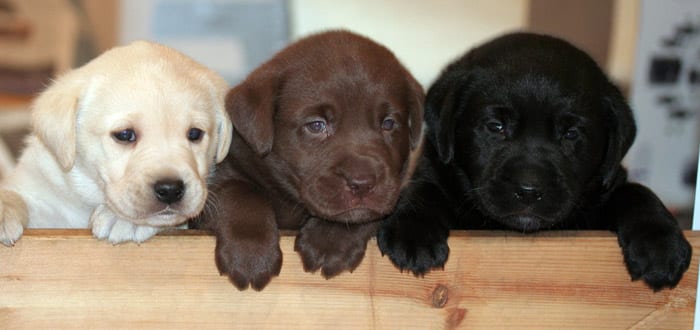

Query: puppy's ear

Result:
[600,87,636,189]
[425,70,470,163]
[225,69,280,156]
[206,73,233,163]
[405,76,425,150]
[31,74,84,171]
[214,104,233,163]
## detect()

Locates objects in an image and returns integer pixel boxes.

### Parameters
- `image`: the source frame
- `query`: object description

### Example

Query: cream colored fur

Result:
[0,40,232,245]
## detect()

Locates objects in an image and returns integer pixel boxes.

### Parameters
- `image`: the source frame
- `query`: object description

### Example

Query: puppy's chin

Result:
[138,209,189,227]
[303,197,389,224]
[105,180,207,226]
[496,214,556,233]
[476,182,574,232]
[301,183,399,224]
[108,205,191,227]
[105,194,203,227]
[325,208,384,224]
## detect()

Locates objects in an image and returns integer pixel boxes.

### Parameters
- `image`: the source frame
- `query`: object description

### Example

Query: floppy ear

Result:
[600,86,636,189]
[424,70,471,163]
[30,74,85,171]
[214,104,233,163]
[202,71,234,164]
[225,69,280,156]
[405,75,425,150]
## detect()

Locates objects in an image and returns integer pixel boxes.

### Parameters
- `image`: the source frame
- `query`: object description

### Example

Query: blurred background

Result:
[0,0,698,227]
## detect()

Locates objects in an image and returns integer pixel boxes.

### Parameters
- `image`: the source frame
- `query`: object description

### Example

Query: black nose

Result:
[154,180,185,204]
[514,184,543,203]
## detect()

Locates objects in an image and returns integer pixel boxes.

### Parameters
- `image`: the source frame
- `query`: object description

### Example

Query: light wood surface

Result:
[1,230,698,329]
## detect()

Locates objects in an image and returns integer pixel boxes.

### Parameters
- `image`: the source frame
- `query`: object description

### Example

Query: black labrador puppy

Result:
[377,32,692,291]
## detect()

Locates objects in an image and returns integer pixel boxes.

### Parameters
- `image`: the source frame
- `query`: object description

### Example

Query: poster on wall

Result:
[626,0,700,211]
[120,0,289,84]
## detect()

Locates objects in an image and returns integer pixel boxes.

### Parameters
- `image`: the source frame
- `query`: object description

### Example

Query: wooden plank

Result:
[0,230,698,329]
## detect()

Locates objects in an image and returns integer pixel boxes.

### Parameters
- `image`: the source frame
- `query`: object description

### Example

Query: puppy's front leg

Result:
[295,218,379,278]
[0,189,28,246]
[204,180,282,291]
[605,182,692,290]
[90,204,161,244]
[377,179,451,276]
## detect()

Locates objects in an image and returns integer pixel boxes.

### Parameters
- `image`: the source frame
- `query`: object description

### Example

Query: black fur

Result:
[377,32,692,290]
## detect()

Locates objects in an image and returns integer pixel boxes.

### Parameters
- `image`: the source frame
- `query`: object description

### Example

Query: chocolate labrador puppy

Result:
[195,30,423,290]
[377,32,692,291]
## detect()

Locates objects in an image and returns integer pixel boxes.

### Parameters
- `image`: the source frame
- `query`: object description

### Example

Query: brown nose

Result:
[346,175,376,197]
[334,156,381,198]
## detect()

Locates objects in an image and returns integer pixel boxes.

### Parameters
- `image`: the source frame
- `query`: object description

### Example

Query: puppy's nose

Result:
[346,175,376,197]
[514,184,544,203]
[154,179,185,204]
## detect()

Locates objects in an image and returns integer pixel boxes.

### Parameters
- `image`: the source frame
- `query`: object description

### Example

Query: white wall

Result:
[289,0,529,87]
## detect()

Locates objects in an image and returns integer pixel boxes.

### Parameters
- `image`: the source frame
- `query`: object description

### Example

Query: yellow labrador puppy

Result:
[0,41,232,245]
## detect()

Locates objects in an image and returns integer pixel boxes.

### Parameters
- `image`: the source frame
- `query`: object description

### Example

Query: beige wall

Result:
[608,0,639,88]
[290,0,529,86]
[80,0,639,87]
[81,0,119,52]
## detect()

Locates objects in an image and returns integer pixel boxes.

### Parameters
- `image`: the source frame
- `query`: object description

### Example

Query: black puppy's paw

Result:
[377,217,449,276]
[619,230,692,291]
[294,219,375,278]
[215,236,282,291]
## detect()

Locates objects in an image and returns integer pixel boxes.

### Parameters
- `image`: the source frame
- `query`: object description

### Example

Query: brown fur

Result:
[196,30,424,290]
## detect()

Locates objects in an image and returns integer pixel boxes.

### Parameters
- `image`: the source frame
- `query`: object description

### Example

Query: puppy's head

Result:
[427,32,635,231]
[227,30,424,223]
[31,40,232,227]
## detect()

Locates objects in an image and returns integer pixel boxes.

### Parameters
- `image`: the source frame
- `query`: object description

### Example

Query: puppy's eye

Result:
[188,128,204,142]
[305,120,327,134]
[563,128,579,140]
[112,129,136,144]
[486,121,504,133]
[381,117,396,131]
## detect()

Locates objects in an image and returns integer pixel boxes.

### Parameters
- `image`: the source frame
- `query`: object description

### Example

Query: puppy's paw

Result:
[91,205,117,239]
[0,190,28,246]
[215,236,282,291]
[377,217,449,276]
[90,205,161,244]
[294,219,374,278]
[620,229,692,291]
[107,220,161,244]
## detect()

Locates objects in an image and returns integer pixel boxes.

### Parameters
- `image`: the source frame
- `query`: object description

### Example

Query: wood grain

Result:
[0,230,698,329]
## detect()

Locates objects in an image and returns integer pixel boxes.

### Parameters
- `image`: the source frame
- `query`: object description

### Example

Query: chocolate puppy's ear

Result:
[226,68,282,156]
[600,86,636,189]
[404,75,425,151]
[425,70,471,164]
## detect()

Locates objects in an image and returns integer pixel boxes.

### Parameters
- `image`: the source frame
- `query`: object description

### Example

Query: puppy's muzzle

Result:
[513,183,544,204]
[340,172,376,198]
[153,179,185,205]
[500,159,553,206]
[334,158,380,199]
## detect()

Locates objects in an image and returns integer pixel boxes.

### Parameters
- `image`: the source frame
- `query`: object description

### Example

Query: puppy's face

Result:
[457,76,608,231]
[276,74,416,222]
[227,31,424,224]
[428,33,635,231]
[32,41,232,227]
[78,75,219,225]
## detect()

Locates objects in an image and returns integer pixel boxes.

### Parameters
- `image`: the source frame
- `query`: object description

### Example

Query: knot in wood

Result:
[431,284,449,308]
